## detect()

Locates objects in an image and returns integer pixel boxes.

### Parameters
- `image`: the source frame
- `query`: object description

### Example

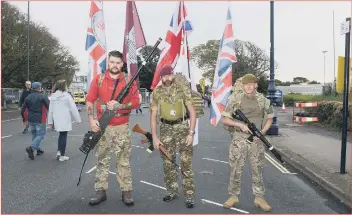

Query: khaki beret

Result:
[241,74,257,84]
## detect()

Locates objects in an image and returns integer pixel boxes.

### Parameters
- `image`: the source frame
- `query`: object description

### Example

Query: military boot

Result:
[223,195,239,209]
[254,197,272,212]
[122,191,134,206]
[163,192,179,202]
[88,190,107,206]
[185,197,195,208]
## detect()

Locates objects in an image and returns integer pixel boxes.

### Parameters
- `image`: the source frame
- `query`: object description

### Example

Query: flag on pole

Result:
[150,2,184,90]
[123,1,147,79]
[86,1,107,91]
[173,1,198,146]
[210,7,237,126]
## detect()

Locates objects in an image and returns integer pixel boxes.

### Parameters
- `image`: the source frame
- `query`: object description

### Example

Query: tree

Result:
[191,39,278,84]
[137,45,161,90]
[1,2,79,89]
[292,77,309,84]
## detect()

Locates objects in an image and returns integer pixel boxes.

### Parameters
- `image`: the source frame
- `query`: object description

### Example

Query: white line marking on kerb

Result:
[2,118,21,122]
[140,180,166,190]
[1,135,12,139]
[86,166,96,173]
[201,199,249,214]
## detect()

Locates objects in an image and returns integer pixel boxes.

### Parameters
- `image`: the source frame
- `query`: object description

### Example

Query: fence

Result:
[139,88,151,108]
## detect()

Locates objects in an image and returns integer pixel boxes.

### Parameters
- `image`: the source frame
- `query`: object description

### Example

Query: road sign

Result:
[340,20,350,35]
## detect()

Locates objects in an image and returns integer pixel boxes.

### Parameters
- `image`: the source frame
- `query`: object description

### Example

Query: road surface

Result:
[1,109,350,214]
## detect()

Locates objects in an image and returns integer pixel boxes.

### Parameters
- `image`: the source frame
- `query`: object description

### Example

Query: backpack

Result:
[174,74,204,118]
[97,72,130,88]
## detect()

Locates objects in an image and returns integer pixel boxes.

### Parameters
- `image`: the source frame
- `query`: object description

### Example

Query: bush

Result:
[304,101,351,131]
[283,93,342,106]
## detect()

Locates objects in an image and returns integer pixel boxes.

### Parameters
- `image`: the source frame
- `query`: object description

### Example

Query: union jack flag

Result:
[150,1,193,90]
[210,7,237,126]
[86,1,107,90]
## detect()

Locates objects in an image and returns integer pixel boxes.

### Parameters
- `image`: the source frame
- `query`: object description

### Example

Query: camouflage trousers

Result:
[160,120,195,198]
[228,135,265,197]
[94,123,133,192]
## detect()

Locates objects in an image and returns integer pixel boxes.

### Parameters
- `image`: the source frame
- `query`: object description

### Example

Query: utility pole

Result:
[333,10,337,95]
[267,1,278,135]
[340,17,351,174]
[322,50,327,86]
[27,1,30,81]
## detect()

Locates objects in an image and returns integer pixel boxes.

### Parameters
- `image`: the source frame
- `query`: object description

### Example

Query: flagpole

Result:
[181,1,191,78]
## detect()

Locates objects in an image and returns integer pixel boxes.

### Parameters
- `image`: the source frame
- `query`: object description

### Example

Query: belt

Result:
[114,112,130,117]
[160,116,189,125]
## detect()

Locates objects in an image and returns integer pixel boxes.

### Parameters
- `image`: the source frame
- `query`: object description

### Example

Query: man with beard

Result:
[150,65,197,208]
[85,50,140,206]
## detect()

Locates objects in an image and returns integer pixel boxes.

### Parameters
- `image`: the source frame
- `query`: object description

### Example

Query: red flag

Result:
[150,2,184,90]
[123,1,146,79]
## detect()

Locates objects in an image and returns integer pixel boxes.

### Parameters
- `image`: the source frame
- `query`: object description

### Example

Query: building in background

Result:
[69,75,88,93]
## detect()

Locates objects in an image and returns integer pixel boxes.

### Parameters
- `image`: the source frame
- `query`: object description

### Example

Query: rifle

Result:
[232,109,285,164]
[132,124,189,177]
[76,38,162,186]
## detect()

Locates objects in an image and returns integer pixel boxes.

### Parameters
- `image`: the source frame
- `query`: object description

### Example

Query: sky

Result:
[10,1,351,85]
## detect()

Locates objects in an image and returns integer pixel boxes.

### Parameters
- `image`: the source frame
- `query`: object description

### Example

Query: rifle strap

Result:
[77,151,90,186]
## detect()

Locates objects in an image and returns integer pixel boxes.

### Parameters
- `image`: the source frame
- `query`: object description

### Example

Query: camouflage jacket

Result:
[222,77,274,132]
[150,74,193,114]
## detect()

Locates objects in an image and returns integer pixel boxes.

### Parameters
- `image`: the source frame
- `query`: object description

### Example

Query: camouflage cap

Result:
[241,74,257,84]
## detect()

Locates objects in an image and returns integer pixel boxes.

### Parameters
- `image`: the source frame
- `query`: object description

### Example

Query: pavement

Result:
[1,108,351,214]
[270,107,352,209]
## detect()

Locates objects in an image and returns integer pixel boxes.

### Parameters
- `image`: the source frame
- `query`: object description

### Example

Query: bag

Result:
[174,74,204,118]
[97,72,129,88]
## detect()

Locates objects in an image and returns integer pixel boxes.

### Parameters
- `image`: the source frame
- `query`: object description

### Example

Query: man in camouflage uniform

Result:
[85,51,140,206]
[150,65,197,208]
[221,74,274,212]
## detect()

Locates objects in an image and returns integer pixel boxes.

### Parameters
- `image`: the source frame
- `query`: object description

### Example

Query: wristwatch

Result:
[188,130,195,136]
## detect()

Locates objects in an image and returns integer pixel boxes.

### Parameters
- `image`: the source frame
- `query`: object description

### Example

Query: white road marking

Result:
[2,117,21,122]
[132,145,144,148]
[202,158,228,164]
[86,166,116,175]
[86,166,96,173]
[140,180,166,190]
[1,135,12,139]
[202,155,296,174]
[201,198,249,214]
[264,153,292,174]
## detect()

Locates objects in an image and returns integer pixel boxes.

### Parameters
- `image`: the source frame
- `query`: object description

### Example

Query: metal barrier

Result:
[139,88,151,108]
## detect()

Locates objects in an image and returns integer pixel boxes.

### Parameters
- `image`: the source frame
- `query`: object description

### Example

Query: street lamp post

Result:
[322,50,327,86]
[27,1,30,81]
[266,1,279,135]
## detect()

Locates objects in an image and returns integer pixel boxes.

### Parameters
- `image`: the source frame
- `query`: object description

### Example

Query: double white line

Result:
[202,154,295,175]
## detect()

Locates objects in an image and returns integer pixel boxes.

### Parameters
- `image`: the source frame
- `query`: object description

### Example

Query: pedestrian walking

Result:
[19,81,32,134]
[85,50,140,206]
[21,82,50,160]
[149,65,197,208]
[136,93,143,115]
[221,74,274,212]
[47,80,82,162]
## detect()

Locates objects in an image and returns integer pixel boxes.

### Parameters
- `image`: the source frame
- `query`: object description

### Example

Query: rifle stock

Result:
[76,38,162,186]
[232,109,285,164]
[132,124,188,177]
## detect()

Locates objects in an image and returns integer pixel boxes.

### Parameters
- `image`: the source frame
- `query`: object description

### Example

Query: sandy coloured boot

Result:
[254,197,272,212]
[223,195,239,208]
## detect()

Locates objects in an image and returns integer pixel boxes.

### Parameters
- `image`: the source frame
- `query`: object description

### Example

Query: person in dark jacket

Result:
[19,81,32,134]
[21,82,50,160]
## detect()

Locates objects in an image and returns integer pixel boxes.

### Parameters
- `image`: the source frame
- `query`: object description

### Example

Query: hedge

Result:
[282,94,349,130]
[304,101,351,131]
[283,94,341,107]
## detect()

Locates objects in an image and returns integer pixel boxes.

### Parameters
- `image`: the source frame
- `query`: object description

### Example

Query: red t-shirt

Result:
[86,71,140,126]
